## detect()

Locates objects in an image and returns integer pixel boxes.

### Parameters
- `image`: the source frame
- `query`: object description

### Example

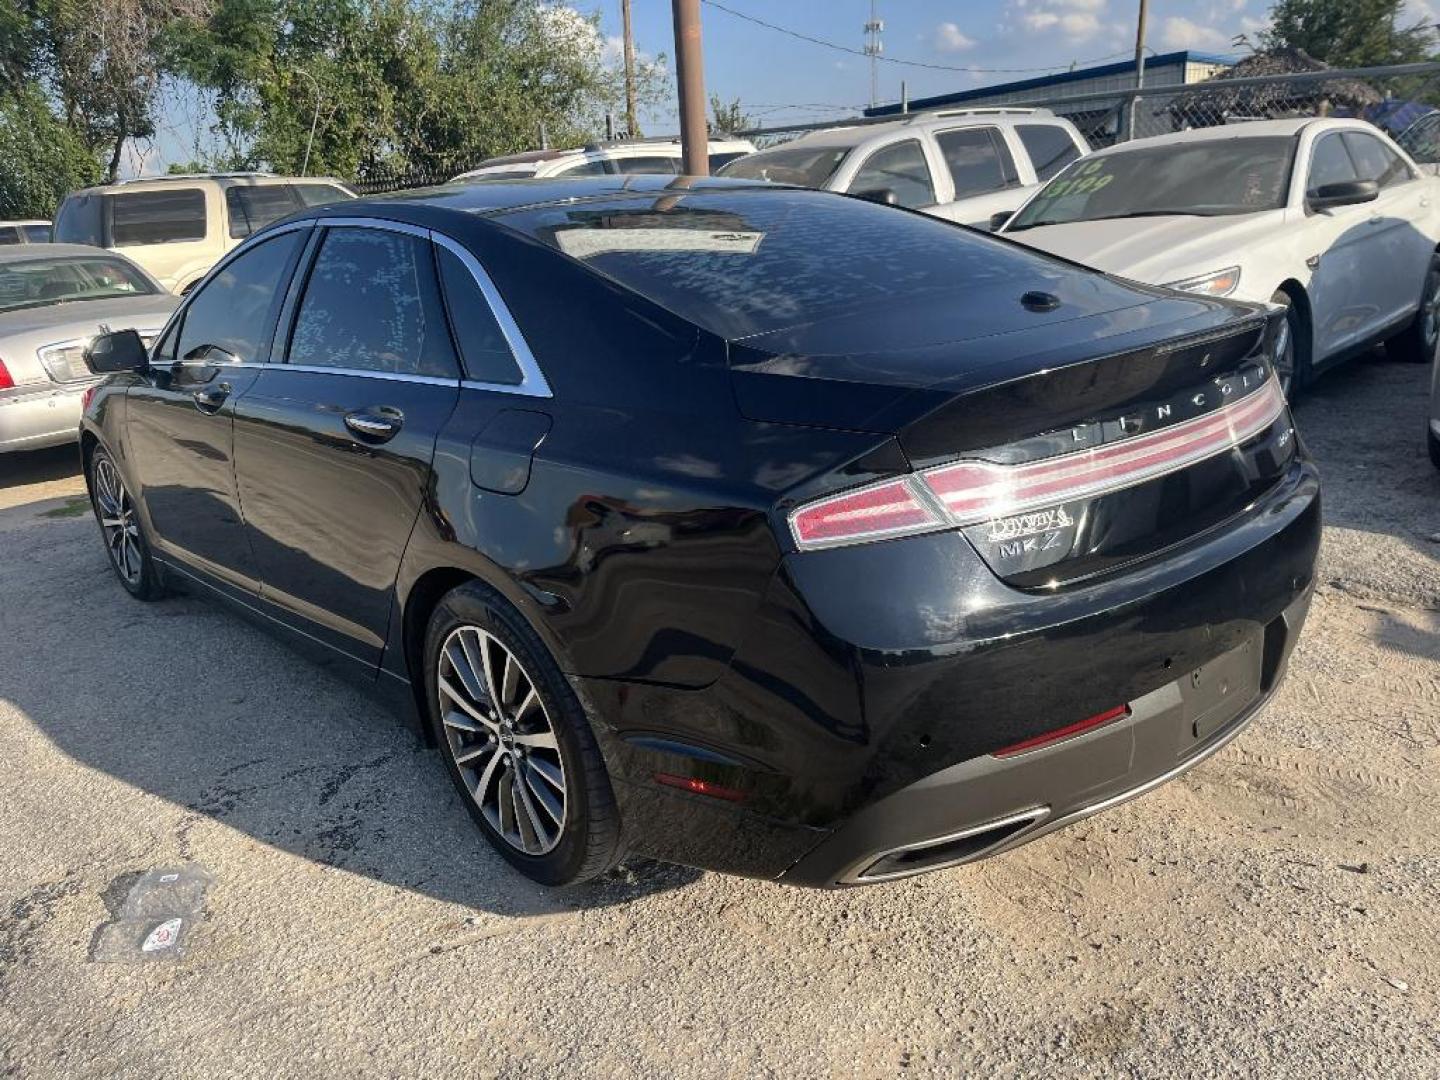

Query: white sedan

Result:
[996,118,1440,397]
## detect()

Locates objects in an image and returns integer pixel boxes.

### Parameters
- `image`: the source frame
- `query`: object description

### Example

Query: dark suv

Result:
[80,177,1318,887]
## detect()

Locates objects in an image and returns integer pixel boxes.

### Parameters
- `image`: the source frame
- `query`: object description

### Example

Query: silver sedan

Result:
[0,245,177,454]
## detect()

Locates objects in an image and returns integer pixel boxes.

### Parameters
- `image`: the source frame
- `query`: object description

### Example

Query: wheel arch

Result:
[1274,279,1314,367]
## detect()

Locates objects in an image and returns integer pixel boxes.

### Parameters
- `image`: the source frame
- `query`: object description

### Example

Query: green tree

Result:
[708,94,752,135]
[0,87,103,217]
[1262,0,1437,67]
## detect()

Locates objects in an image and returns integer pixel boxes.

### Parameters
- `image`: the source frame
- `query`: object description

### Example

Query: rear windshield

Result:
[718,145,851,188]
[499,188,1054,340]
[0,256,157,313]
[1009,136,1297,230]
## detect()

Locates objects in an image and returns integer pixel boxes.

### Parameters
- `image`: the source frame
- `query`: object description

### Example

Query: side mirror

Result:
[1306,179,1380,211]
[84,329,149,374]
[989,210,1015,232]
[853,187,899,206]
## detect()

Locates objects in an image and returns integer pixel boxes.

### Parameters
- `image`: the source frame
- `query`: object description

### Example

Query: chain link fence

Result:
[736,62,1440,159]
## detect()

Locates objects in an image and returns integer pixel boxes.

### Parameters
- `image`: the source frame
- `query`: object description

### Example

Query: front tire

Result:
[1386,254,1440,364]
[1429,426,1440,471]
[1270,291,1306,401]
[423,581,621,886]
[88,447,165,600]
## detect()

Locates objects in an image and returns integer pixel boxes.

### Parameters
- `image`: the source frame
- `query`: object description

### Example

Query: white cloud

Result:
[1158,15,1231,50]
[1010,0,1115,44]
[934,22,976,52]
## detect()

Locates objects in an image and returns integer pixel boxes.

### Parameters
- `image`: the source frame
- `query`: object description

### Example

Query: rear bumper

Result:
[0,384,85,452]
[780,587,1309,885]
[585,458,1321,883]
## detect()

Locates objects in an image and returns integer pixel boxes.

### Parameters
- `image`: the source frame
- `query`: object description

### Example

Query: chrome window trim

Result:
[149,214,553,400]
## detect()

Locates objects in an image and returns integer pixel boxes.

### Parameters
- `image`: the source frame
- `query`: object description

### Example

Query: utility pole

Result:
[294,68,322,177]
[621,0,639,139]
[671,0,709,175]
[863,2,884,110]
[1127,0,1149,141]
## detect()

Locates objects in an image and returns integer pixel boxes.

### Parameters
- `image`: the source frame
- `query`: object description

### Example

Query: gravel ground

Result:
[1,355,1437,1079]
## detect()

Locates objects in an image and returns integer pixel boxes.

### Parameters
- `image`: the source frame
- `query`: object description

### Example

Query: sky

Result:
[139,0,1440,173]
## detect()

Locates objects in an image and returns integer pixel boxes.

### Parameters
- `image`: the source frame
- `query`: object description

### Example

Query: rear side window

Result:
[1342,132,1413,188]
[54,196,103,246]
[288,227,459,378]
[436,247,523,385]
[552,158,609,177]
[1309,134,1358,190]
[848,139,936,208]
[175,231,304,364]
[22,224,51,243]
[934,127,1018,198]
[110,189,207,245]
[613,156,681,175]
[709,151,747,171]
[226,186,302,238]
[1016,124,1082,182]
[0,227,20,245]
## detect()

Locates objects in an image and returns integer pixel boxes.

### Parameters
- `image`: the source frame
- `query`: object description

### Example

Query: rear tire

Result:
[1385,254,1440,364]
[423,580,621,887]
[88,447,165,601]
[1270,291,1307,401]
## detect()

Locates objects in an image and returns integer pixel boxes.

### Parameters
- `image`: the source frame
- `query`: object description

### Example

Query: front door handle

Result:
[344,409,403,442]
[192,383,231,413]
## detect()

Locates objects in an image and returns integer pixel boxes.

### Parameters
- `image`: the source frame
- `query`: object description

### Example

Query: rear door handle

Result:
[192,383,231,413]
[344,409,403,442]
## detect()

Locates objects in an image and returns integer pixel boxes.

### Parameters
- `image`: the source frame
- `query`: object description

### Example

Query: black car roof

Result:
[313,175,782,223]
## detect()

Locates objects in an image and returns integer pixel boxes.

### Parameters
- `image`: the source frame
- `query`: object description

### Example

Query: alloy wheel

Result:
[94,456,143,587]
[436,625,567,855]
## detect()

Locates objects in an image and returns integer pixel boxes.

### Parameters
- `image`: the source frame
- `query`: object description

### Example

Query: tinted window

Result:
[1309,134,1358,190]
[848,139,935,208]
[1343,132,1412,188]
[22,224,51,243]
[0,227,20,245]
[110,189,207,245]
[1011,137,1296,230]
[226,185,302,238]
[54,195,103,246]
[719,145,850,188]
[709,151,747,171]
[289,228,458,378]
[504,188,1056,340]
[613,156,681,175]
[934,128,1016,198]
[176,231,302,364]
[436,246,523,385]
[0,256,155,313]
[1397,113,1440,164]
[293,183,351,207]
[1016,124,1082,182]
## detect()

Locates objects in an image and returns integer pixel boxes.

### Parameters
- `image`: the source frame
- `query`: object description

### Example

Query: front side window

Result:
[293,183,352,208]
[1308,134,1358,191]
[1342,132,1413,188]
[0,227,21,245]
[1016,124,1082,182]
[226,186,303,239]
[175,231,303,364]
[54,195,103,247]
[848,139,936,208]
[1009,136,1296,230]
[613,156,681,175]
[0,256,157,314]
[436,247,523,385]
[22,224,51,243]
[110,189,208,245]
[552,158,609,177]
[288,227,458,378]
[934,127,1017,199]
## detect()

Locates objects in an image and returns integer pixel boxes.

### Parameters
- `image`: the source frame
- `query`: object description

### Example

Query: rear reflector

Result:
[788,376,1285,550]
[654,772,747,802]
[992,704,1131,758]
[0,357,13,391]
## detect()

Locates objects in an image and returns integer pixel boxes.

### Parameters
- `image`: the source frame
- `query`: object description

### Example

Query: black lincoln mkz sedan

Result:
[80,177,1319,887]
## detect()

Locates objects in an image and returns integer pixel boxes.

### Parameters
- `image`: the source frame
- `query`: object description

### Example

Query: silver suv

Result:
[719,108,1089,230]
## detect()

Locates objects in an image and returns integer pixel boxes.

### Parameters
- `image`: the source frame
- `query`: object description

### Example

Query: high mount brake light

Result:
[789,376,1286,551]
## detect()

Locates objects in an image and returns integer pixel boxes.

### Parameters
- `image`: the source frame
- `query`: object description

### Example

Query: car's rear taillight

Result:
[788,376,1286,551]
[81,386,99,412]
[0,357,13,391]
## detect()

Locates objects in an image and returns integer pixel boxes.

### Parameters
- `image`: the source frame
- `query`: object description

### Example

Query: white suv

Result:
[718,108,1089,230]
[452,137,757,182]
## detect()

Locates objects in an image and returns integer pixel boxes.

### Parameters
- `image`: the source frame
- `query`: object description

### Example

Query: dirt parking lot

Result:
[1,355,1437,1079]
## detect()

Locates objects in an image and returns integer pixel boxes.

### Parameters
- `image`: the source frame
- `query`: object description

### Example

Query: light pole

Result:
[294,68,322,176]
